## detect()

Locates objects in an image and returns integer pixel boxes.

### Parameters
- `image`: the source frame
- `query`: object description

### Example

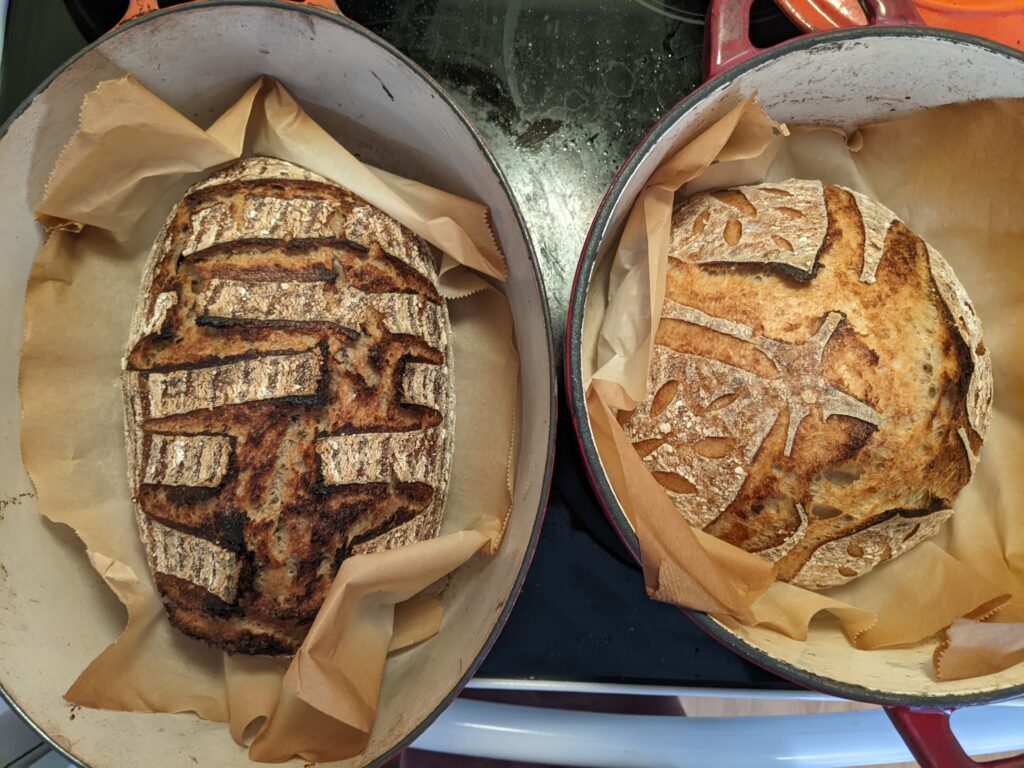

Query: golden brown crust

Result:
[123,158,453,654]
[624,180,990,589]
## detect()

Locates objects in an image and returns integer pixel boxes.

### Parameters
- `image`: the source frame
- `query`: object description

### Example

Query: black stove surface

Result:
[476,393,789,689]
[1,0,798,690]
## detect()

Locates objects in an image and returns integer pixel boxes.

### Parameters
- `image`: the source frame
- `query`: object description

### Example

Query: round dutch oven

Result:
[565,1,1024,765]
[0,1,555,766]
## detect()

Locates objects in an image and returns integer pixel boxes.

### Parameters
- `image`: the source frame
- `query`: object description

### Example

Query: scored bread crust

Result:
[624,180,991,590]
[122,157,453,654]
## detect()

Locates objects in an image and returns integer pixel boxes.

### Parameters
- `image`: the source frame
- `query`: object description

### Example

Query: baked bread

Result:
[122,157,453,654]
[623,180,991,589]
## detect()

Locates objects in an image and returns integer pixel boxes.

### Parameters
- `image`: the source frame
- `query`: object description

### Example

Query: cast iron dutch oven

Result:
[566,1,1024,765]
[0,1,555,766]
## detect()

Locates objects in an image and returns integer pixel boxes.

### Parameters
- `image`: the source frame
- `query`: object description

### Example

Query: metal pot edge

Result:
[0,3,560,766]
[564,22,1024,711]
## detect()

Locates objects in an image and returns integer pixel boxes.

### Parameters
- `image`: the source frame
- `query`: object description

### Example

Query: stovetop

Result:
[1,0,800,691]
[477,391,789,688]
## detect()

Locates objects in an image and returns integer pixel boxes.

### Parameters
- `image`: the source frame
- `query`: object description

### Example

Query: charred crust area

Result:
[129,345,317,374]
[172,176,438,293]
[156,572,240,619]
[127,329,321,372]
[353,246,441,303]
[887,495,949,519]
[181,237,439,303]
[346,502,423,551]
[214,509,248,552]
[159,574,305,654]
[693,260,818,286]
[138,485,224,536]
[127,161,450,653]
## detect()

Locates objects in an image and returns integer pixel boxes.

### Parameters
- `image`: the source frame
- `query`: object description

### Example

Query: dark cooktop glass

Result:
[2,0,801,690]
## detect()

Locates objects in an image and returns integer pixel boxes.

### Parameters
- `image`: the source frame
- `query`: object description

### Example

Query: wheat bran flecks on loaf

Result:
[122,157,454,654]
[623,180,990,589]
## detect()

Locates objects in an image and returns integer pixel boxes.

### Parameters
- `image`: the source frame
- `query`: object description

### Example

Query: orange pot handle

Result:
[774,0,926,32]
[118,0,340,28]
[775,0,867,30]
[706,0,923,80]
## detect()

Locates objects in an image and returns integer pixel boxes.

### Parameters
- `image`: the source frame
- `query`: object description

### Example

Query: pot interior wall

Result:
[0,5,552,767]
[707,617,1023,704]
[578,31,1024,703]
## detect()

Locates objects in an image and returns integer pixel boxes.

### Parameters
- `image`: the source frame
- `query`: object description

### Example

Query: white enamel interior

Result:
[580,33,1024,702]
[0,5,552,767]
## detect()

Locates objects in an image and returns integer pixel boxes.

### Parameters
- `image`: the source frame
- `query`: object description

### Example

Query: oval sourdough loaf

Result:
[623,180,991,589]
[122,157,453,654]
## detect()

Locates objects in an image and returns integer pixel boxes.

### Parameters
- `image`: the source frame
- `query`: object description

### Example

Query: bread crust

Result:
[624,180,991,589]
[123,158,453,654]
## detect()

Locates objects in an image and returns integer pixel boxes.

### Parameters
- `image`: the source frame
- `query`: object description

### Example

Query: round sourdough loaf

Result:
[122,157,453,654]
[623,180,991,589]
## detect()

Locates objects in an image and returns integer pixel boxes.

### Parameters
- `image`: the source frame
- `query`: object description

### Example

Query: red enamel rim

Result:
[563,22,1024,712]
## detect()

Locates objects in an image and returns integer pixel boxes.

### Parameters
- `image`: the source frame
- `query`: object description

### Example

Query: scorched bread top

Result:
[122,157,453,655]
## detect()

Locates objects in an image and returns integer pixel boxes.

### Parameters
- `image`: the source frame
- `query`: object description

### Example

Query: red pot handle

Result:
[885,707,1024,768]
[117,0,340,28]
[703,0,925,81]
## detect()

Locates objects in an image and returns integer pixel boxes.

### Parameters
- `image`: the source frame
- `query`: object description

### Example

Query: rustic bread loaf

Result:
[623,180,991,589]
[122,157,453,654]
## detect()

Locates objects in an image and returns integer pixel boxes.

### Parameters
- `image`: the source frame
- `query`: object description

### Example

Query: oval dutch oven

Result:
[565,1,1024,765]
[0,1,556,766]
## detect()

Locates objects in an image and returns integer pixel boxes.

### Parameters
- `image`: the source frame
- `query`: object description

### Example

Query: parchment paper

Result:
[21,76,518,762]
[587,96,1024,680]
